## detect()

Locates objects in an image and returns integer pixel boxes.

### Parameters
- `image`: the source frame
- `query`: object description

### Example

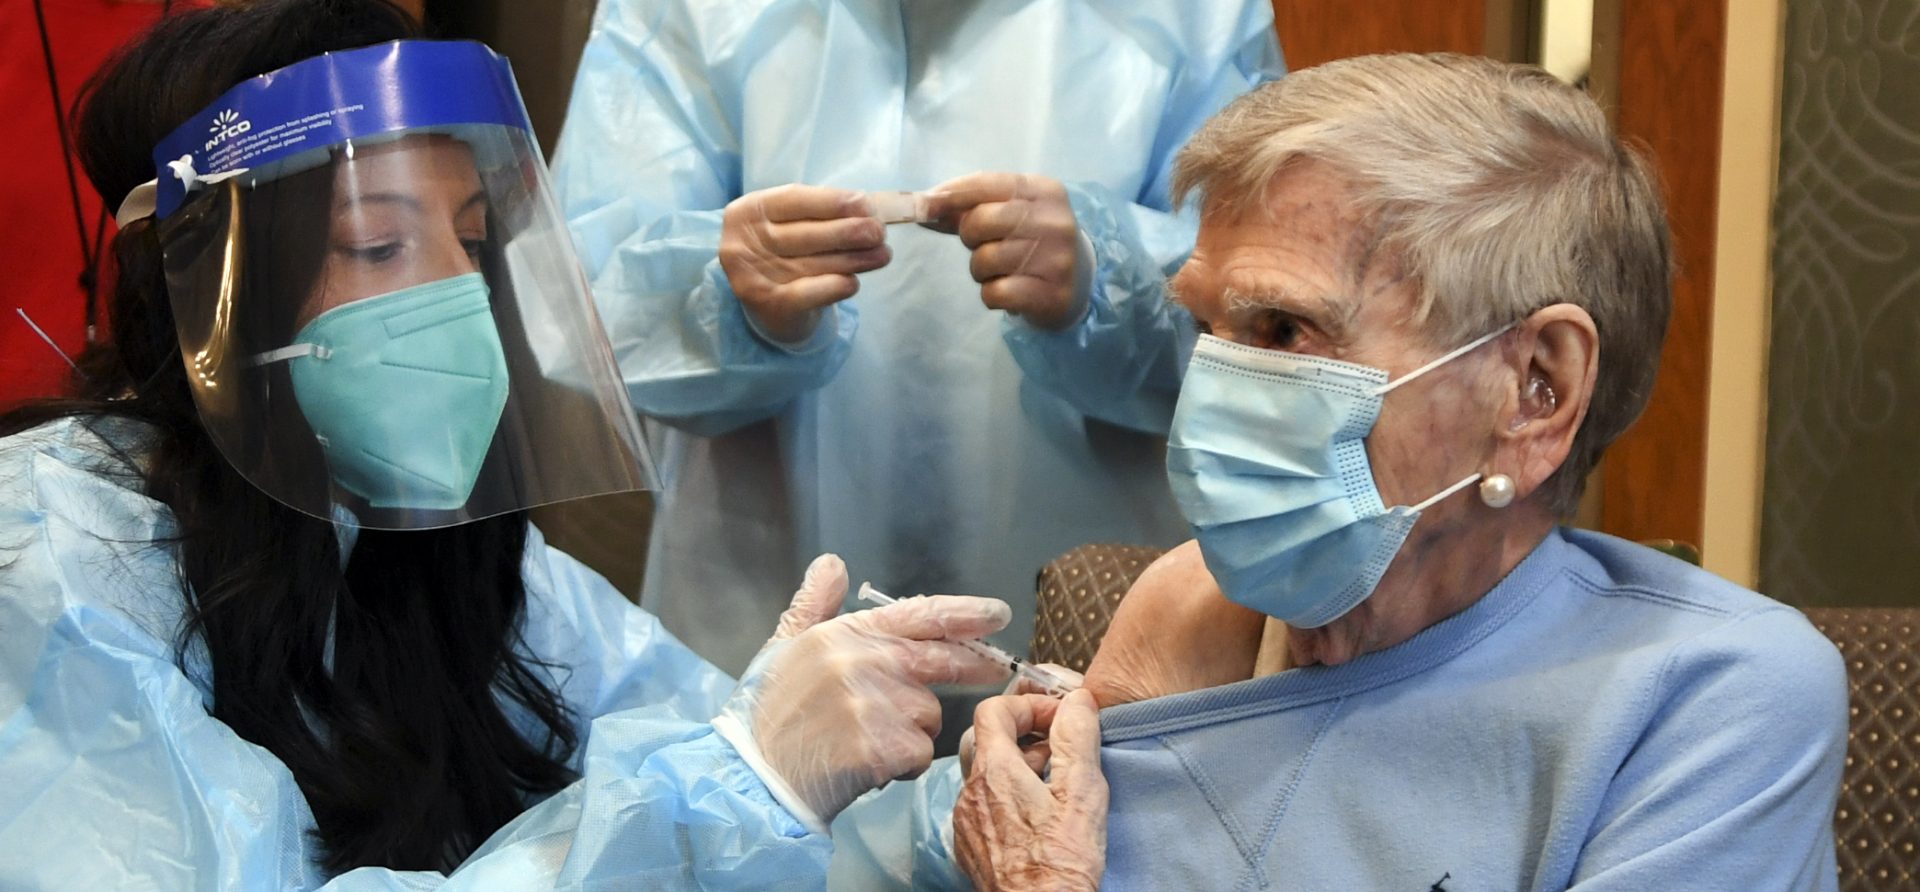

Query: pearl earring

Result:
[1479,474,1516,508]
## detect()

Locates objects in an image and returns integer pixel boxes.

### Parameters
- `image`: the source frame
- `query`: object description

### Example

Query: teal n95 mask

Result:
[123,40,657,529]
[255,273,508,510]
[1165,329,1507,628]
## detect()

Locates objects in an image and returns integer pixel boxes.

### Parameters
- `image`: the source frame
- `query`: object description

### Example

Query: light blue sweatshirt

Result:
[1094,528,1847,891]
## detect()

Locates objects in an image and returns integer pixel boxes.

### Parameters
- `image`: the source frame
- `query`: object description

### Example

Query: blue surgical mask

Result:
[1165,329,1505,628]
[274,272,510,510]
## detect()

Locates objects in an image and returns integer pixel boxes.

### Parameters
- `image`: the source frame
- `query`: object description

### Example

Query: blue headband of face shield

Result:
[126,40,533,224]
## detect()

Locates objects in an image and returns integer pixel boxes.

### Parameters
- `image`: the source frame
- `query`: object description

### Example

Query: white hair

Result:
[1173,53,1672,515]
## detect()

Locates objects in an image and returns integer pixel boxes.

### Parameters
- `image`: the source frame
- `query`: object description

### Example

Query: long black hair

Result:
[0,0,580,874]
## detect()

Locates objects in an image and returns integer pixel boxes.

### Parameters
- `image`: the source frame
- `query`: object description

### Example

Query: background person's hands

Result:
[720,185,892,344]
[713,554,1014,831]
[954,690,1108,892]
[922,172,1085,330]
[1083,540,1270,706]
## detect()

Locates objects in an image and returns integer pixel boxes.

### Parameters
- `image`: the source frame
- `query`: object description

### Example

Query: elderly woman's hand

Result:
[1082,540,1271,706]
[955,690,1108,892]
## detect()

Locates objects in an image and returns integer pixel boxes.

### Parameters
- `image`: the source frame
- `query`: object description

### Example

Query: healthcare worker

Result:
[554,0,1288,676]
[0,2,1015,887]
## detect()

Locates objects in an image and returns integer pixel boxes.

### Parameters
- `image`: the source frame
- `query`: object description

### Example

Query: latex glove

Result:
[921,172,1087,330]
[954,690,1108,892]
[1083,540,1269,707]
[958,663,1085,779]
[712,554,1014,833]
[720,185,892,344]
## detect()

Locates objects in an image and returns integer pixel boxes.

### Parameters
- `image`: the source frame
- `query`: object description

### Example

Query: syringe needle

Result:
[856,583,1074,697]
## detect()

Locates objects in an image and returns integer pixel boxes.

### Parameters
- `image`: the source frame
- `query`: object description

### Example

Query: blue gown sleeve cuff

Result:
[678,728,816,840]
[711,714,829,835]
[909,761,971,890]
[994,180,1185,432]
[739,302,843,356]
[1001,230,1096,335]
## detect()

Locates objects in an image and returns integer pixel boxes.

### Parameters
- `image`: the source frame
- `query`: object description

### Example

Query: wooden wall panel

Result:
[1270,1,1486,69]
[1597,0,1727,546]
[1270,0,1724,547]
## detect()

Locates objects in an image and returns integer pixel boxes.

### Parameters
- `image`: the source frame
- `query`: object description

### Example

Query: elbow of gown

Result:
[443,712,830,890]
[571,199,858,438]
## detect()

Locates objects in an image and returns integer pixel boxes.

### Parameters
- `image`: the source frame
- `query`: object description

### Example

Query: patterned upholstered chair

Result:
[1029,543,1168,674]
[1031,545,1920,892]
[1801,608,1920,891]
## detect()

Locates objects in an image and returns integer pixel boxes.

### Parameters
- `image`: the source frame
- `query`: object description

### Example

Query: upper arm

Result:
[551,0,740,246]
[1082,541,1268,706]
[0,608,327,888]
[520,525,735,727]
[1570,609,1847,890]
[0,432,325,887]
[1136,6,1285,211]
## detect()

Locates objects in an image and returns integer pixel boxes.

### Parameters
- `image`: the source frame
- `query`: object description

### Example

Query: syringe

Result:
[857,583,1076,698]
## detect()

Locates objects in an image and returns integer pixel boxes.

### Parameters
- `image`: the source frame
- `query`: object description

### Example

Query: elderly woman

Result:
[954,54,1847,891]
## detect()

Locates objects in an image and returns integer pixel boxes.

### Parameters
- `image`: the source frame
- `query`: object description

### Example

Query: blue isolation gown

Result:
[552,0,1286,674]
[0,416,936,889]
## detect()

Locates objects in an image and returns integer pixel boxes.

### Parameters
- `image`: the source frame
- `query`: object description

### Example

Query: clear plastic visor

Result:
[157,127,654,529]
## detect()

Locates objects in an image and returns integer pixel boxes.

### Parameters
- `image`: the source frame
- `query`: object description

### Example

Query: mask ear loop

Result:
[1408,472,1483,513]
[1372,324,1515,396]
[250,343,331,367]
[1374,323,1519,513]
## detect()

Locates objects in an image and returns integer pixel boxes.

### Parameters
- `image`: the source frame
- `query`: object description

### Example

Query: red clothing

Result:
[0,1,182,407]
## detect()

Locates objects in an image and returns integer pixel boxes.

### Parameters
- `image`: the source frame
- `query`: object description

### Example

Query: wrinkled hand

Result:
[717,555,1014,829]
[955,690,1108,892]
[1083,540,1269,707]
[922,172,1084,330]
[959,662,1086,779]
[720,184,892,343]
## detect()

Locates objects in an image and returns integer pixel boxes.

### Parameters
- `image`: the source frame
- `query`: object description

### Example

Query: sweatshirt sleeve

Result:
[1567,608,1848,891]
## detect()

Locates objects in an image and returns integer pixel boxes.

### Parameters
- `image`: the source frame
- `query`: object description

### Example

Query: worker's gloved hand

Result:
[921,172,1088,330]
[712,554,1015,833]
[720,184,892,344]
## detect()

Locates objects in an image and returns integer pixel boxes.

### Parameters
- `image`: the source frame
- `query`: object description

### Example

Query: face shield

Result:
[124,41,654,530]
